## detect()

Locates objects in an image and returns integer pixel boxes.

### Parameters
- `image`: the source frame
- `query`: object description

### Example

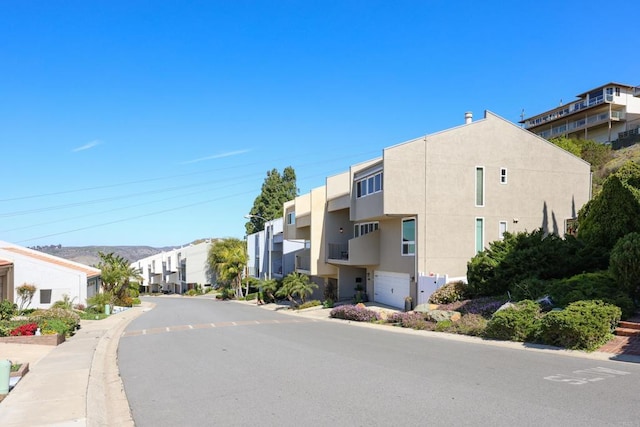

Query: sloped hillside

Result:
[32,245,173,267]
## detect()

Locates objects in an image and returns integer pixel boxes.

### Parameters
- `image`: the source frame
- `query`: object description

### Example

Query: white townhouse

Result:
[246,217,305,281]
[132,240,214,294]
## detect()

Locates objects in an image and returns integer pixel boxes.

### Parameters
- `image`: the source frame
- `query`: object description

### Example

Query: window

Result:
[475,167,484,206]
[475,218,484,253]
[500,168,507,184]
[565,218,578,236]
[180,260,187,282]
[499,221,507,239]
[286,212,295,225]
[402,218,415,255]
[354,222,379,237]
[356,171,383,198]
[40,289,52,304]
[615,87,621,96]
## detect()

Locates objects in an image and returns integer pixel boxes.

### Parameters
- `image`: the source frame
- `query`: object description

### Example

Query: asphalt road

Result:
[118,296,640,427]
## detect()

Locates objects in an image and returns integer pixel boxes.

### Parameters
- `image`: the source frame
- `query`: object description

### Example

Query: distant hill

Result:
[31,245,176,267]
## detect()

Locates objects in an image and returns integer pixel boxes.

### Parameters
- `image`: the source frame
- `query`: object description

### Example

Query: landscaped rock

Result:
[427,310,461,322]
[495,301,515,313]
[414,303,440,312]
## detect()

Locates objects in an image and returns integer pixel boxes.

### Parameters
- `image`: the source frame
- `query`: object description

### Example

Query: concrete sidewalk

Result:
[0,303,151,427]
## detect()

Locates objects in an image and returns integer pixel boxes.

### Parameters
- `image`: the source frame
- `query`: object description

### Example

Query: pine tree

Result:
[246,166,297,234]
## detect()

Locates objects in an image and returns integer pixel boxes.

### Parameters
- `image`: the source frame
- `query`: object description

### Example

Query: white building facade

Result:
[132,241,214,294]
[0,241,101,309]
[521,82,640,145]
[246,217,305,281]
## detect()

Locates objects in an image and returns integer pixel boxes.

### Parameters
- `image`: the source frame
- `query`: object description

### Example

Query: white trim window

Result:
[475,217,484,253]
[475,166,485,206]
[401,218,415,256]
[500,168,507,184]
[499,221,507,239]
[356,171,383,198]
[354,221,379,237]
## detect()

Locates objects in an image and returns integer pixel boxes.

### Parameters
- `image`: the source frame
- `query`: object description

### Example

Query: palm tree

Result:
[261,279,279,303]
[277,272,317,306]
[207,238,247,298]
[96,252,142,306]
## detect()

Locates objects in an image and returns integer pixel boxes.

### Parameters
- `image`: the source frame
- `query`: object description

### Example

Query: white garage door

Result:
[373,271,410,309]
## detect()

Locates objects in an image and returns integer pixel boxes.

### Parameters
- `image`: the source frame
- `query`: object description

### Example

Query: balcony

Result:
[295,249,311,272]
[149,275,163,285]
[327,230,380,266]
[537,110,625,138]
[525,94,614,129]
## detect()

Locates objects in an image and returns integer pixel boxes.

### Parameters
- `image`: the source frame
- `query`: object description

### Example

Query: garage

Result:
[373,271,410,309]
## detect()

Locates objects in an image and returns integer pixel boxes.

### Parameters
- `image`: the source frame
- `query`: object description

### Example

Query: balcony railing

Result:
[525,94,611,129]
[328,243,349,260]
[295,250,311,271]
[538,110,625,138]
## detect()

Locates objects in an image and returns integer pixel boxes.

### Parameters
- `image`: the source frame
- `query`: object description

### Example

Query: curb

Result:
[86,302,155,426]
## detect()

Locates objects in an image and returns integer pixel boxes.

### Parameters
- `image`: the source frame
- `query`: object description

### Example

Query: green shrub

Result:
[609,232,640,300]
[546,271,636,319]
[484,300,541,342]
[0,300,17,320]
[52,294,75,310]
[467,230,600,297]
[40,318,72,336]
[539,300,621,351]
[434,320,453,332]
[297,300,321,310]
[578,164,640,252]
[87,293,111,313]
[445,314,488,336]
[428,281,469,304]
[322,299,334,309]
[29,308,80,336]
[215,287,235,300]
[114,296,134,307]
[510,278,549,301]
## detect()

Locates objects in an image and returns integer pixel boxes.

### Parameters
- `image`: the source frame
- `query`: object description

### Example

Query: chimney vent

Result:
[465,112,473,124]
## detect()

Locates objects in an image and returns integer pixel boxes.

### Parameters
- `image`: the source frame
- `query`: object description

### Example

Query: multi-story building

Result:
[520,82,640,145]
[285,111,592,309]
[246,217,305,281]
[132,240,214,293]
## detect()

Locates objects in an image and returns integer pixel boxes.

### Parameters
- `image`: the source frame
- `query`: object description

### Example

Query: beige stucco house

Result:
[284,111,592,309]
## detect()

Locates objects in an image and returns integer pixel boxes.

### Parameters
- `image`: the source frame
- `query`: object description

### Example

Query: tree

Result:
[16,283,37,311]
[549,136,612,172]
[260,278,279,303]
[276,272,318,305]
[246,166,297,234]
[610,232,640,301]
[550,136,581,157]
[96,252,142,306]
[578,162,640,252]
[207,238,247,298]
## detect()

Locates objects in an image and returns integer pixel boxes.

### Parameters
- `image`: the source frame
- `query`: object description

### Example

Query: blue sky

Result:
[1,0,638,248]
